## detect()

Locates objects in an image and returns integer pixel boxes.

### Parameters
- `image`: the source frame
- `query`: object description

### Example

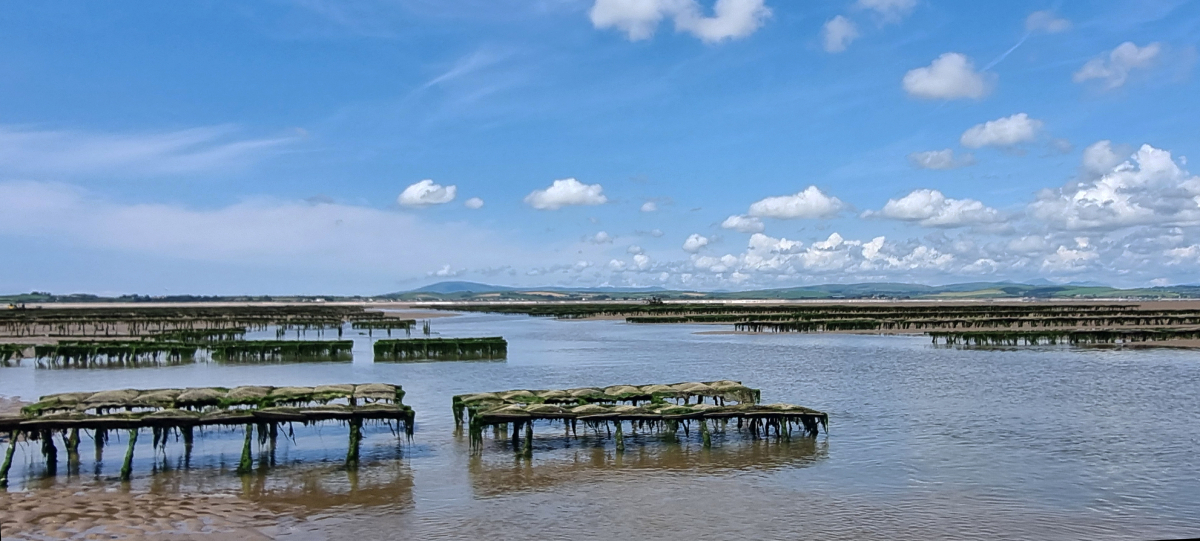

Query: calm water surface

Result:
[2,312,1199,540]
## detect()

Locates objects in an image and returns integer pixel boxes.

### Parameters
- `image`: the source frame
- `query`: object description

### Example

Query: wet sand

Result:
[0,485,277,540]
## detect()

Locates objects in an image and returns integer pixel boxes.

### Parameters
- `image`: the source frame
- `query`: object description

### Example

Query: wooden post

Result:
[521,421,533,459]
[0,431,16,487]
[66,429,81,474]
[268,423,278,467]
[120,429,138,481]
[42,430,58,476]
[182,426,194,467]
[346,419,362,469]
[700,419,711,449]
[237,424,253,475]
[615,421,625,453]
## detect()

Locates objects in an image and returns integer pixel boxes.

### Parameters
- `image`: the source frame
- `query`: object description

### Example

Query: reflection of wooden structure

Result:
[0,383,414,486]
[468,438,827,497]
[454,381,826,457]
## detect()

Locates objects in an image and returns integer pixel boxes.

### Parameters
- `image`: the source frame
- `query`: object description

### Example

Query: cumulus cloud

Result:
[1025,10,1071,33]
[589,0,771,43]
[903,53,993,100]
[855,0,916,24]
[608,259,628,271]
[398,179,457,207]
[822,15,859,53]
[1081,140,1126,178]
[464,197,484,209]
[633,253,651,269]
[640,201,658,212]
[870,189,1002,227]
[1074,42,1161,89]
[524,178,608,210]
[589,231,614,244]
[908,149,975,170]
[627,244,644,254]
[682,233,710,253]
[1030,144,1200,230]
[748,186,844,219]
[960,113,1043,149]
[721,214,765,233]
[430,264,461,277]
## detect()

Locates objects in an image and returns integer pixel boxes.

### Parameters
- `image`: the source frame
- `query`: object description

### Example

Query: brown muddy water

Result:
[1,312,1199,540]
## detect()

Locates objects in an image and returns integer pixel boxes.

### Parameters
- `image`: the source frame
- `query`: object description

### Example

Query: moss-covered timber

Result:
[28,339,353,368]
[374,337,506,362]
[929,327,1200,346]
[452,380,761,428]
[0,383,415,482]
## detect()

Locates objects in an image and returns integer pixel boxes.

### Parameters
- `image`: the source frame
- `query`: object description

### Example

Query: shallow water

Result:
[2,312,1199,540]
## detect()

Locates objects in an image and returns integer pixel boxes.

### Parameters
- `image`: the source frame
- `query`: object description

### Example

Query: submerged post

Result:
[66,428,81,474]
[94,429,105,463]
[522,421,533,459]
[237,424,253,475]
[120,429,138,482]
[346,418,362,469]
[615,421,625,453]
[700,419,711,448]
[42,430,58,476]
[182,426,194,466]
[0,431,16,487]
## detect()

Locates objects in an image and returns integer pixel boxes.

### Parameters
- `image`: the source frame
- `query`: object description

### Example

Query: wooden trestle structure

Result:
[0,383,414,486]
[453,381,826,457]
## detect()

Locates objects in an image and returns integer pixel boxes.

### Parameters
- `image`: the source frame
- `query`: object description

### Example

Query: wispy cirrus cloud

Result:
[0,124,297,179]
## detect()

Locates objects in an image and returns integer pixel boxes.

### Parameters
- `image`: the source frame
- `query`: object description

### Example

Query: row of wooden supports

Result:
[0,419,366,488]
[469,417,796,458]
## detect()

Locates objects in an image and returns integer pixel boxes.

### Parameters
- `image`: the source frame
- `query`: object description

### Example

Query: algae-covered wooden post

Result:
[614,421,625,453]
[120,429,138,481]
[346,418,362,469]
[521,422,533,459]
[42,430,58,476]
[0,431,16,487]
[237,424,253,475]
[268,423,279,467]
[94,429,106,464]
[66,428,81,474]
[182,426,194,467]
[700,419,711,448]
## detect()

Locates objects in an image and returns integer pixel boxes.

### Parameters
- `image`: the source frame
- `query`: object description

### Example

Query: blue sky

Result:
[2,0,1199,295]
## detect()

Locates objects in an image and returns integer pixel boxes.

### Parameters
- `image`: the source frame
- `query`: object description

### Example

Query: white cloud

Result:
[721,214,765,233]
[430,264,461,277]
[464,197,484,209]
[589,0,771,43]
[398,179,457,207]
[748,186,844,219]
[908,149,975,170]
[872,189,1002,227]
[589,231,614,244]
[1081,140,1125,178]
[640,201,658,212]
[1041,244,1099,272]
[960,113,1042,149]
[608,259,628,271]
[855,0,916,24]
[821,15,859,53]
[627,244,644,254]
[903,53,993,100]
[0,124,295,178]
[524,178,608,210]
[682,233,710,253]
[633,253,651,269]
[1030,144,1200,230]
[1074,42,1161,89]
[1025,10,1071,34]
